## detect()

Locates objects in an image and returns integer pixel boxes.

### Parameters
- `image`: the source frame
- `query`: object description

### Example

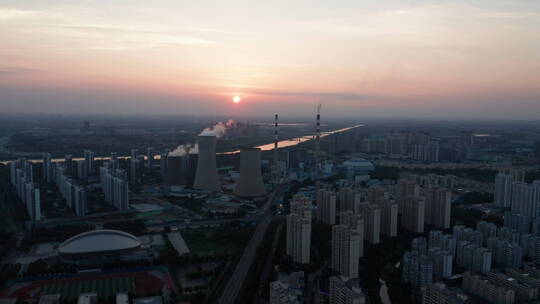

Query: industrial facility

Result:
[165,154,186,185]
[234,148,266,197]
[193,135,221,192]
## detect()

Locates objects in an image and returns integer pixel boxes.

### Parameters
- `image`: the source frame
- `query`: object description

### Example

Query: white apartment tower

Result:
[317,189,337,225]
[425,188,452,229]
[340,211,364,258]
[286,195,312,264]
[332,225,361,279]
[380,198,398,237]
[402,196,425,233]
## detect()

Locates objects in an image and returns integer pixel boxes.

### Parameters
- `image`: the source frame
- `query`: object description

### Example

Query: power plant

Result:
[193,135,221,192]
[234,148,266,197]
[185,153,198,188]
[165,155,186,185]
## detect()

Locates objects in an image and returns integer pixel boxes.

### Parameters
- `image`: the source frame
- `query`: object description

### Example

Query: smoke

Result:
[169,119,235,156]
[168,143,198,157]
[199,119,235,138]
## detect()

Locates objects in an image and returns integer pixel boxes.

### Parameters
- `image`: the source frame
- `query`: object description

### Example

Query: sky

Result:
[0,0,539,119]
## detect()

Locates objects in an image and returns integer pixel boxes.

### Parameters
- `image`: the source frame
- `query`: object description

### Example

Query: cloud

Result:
[0,9,43,20]
[0,9,216,52]
[251,89,381,101]
[0,67,44,77]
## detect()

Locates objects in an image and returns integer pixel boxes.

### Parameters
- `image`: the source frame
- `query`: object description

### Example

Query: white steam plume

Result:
[169,120,235,156]
[168,143,198,157]
[199,119,235,138]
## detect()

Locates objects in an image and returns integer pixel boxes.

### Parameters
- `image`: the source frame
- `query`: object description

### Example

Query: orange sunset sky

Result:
[1,0,539,118]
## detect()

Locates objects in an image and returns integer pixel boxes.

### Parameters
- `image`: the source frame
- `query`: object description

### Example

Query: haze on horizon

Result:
[1,0,539,119]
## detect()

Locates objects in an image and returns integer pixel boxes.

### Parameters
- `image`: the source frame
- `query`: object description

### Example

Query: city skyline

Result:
[1,0,540,118]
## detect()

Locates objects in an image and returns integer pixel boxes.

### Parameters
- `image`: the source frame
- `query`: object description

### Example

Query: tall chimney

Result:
[193,135,220,192]
[234,148,266,197]
[273,114,279,182]
[316,104,321,168]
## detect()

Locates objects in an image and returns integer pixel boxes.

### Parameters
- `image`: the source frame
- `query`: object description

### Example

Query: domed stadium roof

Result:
[58,229,141,255]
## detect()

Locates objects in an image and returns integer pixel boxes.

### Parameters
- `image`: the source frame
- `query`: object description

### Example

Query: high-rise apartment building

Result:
[367,185,386,206]
[428,248,453,279]
[84,150,95,176]
[146,147,154,169]
[364,204,381,244]
[412,237,428,255]
[424,187,451,229]
[42,153,53,183]
[332,225,361,279]
[317,189,337,225]
[428,230,457,255]
[476,221,498,246]
[472,247,492,274]
[401,196,425,233]
[396,179,420,214]
[422,283,467,304]
[505,212,531,234]
[380,199,398,237]
[340,211,364,257]
[10,159,41,222]
[402,252,433,288]
[286,195,312,264]
[494,173,513,208]
[462,272,516,304]
[338,187,361,214]
[100,164,130,211]
[511,182,540,218]
[329,276,366,304]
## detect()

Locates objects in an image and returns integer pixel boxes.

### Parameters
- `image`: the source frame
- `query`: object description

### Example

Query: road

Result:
[256,222,284,303]
[218,184,286,304]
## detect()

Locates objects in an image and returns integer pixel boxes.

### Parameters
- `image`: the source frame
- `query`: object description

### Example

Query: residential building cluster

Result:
[396,178,452,233]
[269,271,305,304]
[286,194,312,264]
[421,282,467,304]
[44,151,93,217]
[100,157,130,211]
[402,215,540,303]
[10,158,41,222]
[329,276,366,304]
[54,162,88,217]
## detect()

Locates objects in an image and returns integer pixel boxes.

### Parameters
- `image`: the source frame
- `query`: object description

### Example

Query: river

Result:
[0,124,363,165]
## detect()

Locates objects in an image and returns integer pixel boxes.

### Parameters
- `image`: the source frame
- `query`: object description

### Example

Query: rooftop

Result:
[59,229,141,255]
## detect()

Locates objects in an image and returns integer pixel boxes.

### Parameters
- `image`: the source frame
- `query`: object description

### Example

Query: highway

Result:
[218,184,286,304]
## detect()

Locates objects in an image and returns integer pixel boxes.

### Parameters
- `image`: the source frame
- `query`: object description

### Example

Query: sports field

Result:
[1,269,173,301]
[41,276,135,300]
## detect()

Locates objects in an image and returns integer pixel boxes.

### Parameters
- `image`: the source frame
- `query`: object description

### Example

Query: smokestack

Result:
[193,135,220,192]
[316,104,321,167]
[234,148,265,197]
[273,114,279,182]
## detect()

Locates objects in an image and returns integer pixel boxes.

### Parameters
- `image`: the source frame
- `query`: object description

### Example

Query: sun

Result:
[233,96,241,103]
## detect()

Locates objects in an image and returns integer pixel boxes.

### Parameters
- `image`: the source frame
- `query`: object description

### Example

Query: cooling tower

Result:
[193,135,220,192]
[185,153,198,188]
[234,148,266,197]
[166,155,185,185]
